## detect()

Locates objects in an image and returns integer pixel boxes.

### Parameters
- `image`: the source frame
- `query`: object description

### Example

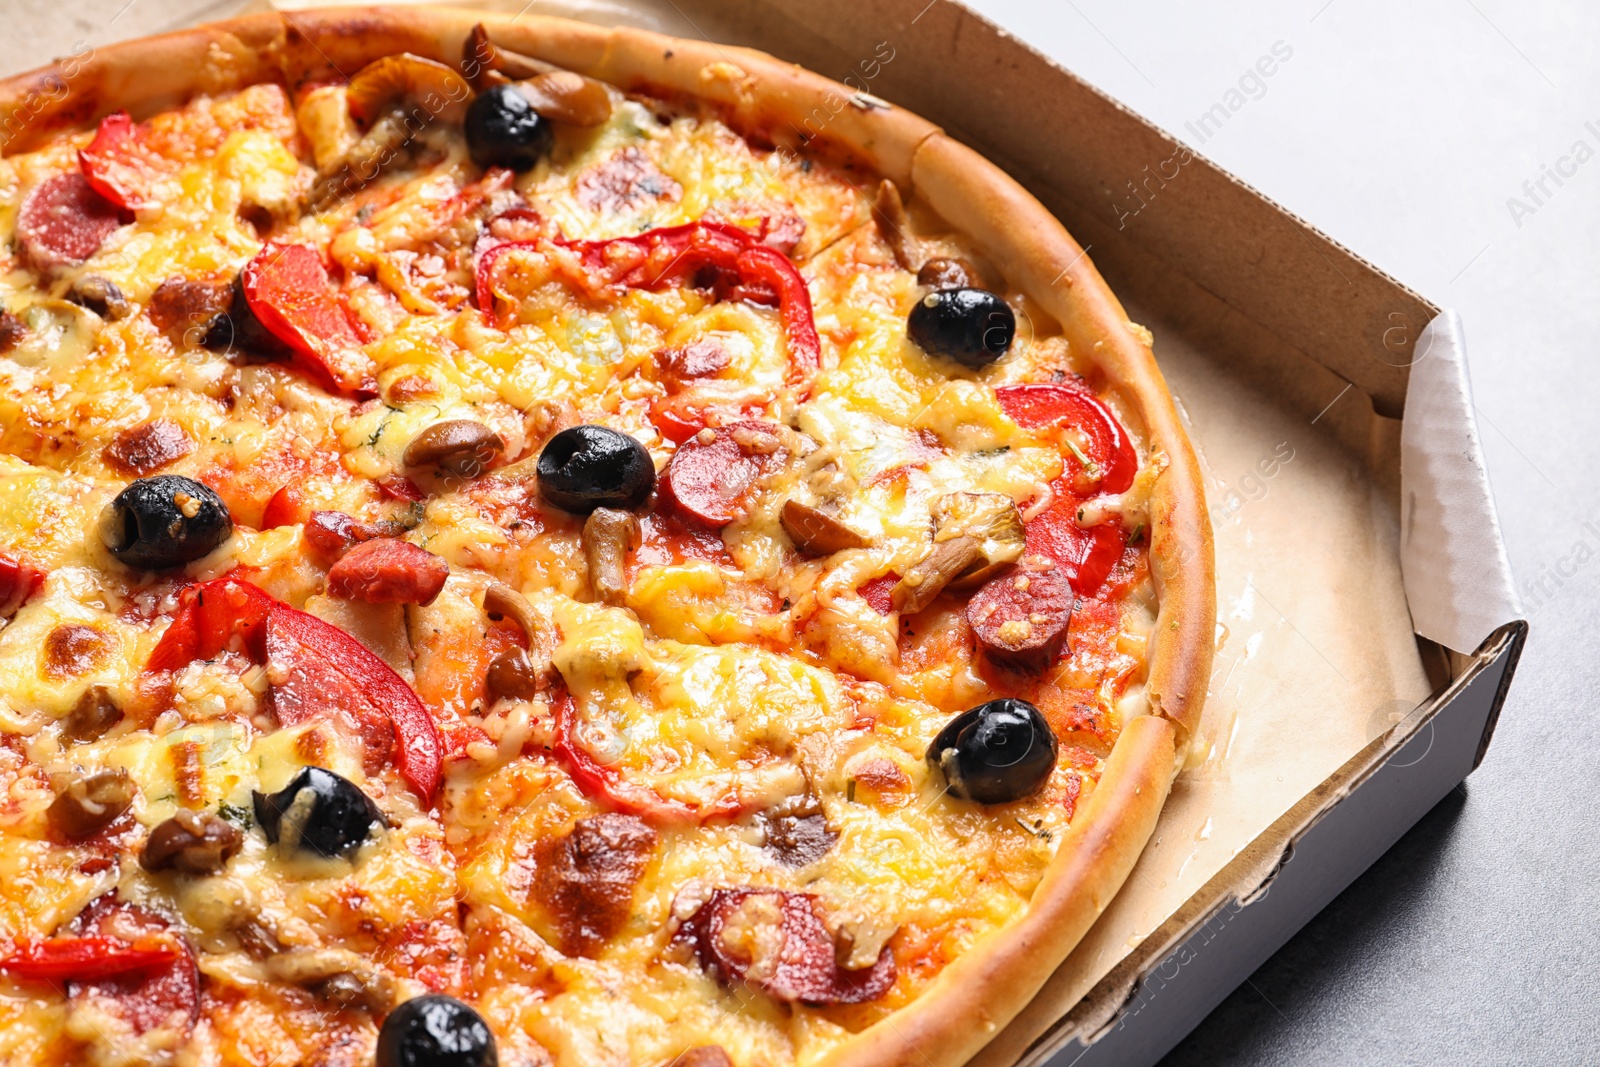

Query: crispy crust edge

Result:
[0,7,1214,1066]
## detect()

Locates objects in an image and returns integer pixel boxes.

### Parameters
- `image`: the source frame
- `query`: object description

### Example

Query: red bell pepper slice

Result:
[0,936,177,982]
[0,552,44,618]
[265,601,441,799]
[477,221,820,389]
[1023,489,1128,597]
[724,242,821,387]
[996,383,1138,495]
[78,111,161,213]
[144,576,273,673]
[857,575,898,615]
[144,576,441,800]
[241,243,375,396]
[552,689,745,825]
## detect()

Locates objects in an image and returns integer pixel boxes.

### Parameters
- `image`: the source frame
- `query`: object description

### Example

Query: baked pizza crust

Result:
[0,7,1215,1065]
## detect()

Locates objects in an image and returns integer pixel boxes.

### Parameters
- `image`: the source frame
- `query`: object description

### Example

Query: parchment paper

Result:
[965,287,1435,1062]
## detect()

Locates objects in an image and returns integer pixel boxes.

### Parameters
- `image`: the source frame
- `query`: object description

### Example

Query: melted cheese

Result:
[0,73,1161,1067]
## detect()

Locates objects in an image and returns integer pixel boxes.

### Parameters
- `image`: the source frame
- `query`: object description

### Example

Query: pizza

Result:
[0,8,1213,1067]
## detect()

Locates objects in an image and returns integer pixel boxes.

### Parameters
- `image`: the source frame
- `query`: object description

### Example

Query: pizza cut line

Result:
[0,9,1213,1067]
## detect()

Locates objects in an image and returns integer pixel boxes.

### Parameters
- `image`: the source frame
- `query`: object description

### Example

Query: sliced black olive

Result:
[907,287,1016,369]
[465,84,553,172]
[252,766,384,860]
[927,698,1057,804]
[99,475,233,570]
[536,425,655,514]
[377,993,498,1067]
[200,272,293,359]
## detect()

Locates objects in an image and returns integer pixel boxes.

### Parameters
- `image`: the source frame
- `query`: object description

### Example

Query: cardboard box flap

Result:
[1400,312,1522,653]
[650,0,1437,418]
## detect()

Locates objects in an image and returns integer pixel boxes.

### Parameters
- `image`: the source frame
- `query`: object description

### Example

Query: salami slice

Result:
[966,559,1076,670]
[16,173,124,269]
[680,888,895,1005]
[66,896,199,1045]
[661,421,784,526]
[326,538,449,605]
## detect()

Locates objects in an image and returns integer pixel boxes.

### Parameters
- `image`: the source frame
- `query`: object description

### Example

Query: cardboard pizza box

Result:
[15,0,1529,1061]
[470,3,1525,1062]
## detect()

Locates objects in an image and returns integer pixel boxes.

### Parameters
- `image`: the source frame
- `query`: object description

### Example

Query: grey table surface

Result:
[9,1,1598,1064]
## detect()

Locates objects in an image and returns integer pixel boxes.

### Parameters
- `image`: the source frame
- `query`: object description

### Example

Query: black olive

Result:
[465,85,553,173]
[377,994,498,1067]
[99,475,233,570]
[907,287,1016,369]
[252,766,384,860]
[201,272,293,359]
[927,698,1057,804]
[537,425,655,514]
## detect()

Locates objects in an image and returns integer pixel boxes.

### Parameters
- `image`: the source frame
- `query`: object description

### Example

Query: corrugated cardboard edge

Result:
[1400,312,1523,654]
[995,621,1524,1064]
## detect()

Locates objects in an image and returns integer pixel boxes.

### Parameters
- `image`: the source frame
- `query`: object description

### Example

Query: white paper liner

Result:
[1399,312,1521,654]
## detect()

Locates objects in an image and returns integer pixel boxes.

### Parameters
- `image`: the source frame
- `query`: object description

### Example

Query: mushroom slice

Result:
[583,507,639,607]
[890,494,1025,613]
[873,179,918,271]
[263,948,396,1013]
[484,582,555,687]
[513,72,613,128]
[402,419,506,478]
[307,112,412,211]
[916,256,979,291]
[47,769,135,839]
[464,22,559,85]
[891,535,981,615]
[932,491,1025,587]
[463,24,614,126]
[346,53,473,126]
[781,500,872,556]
